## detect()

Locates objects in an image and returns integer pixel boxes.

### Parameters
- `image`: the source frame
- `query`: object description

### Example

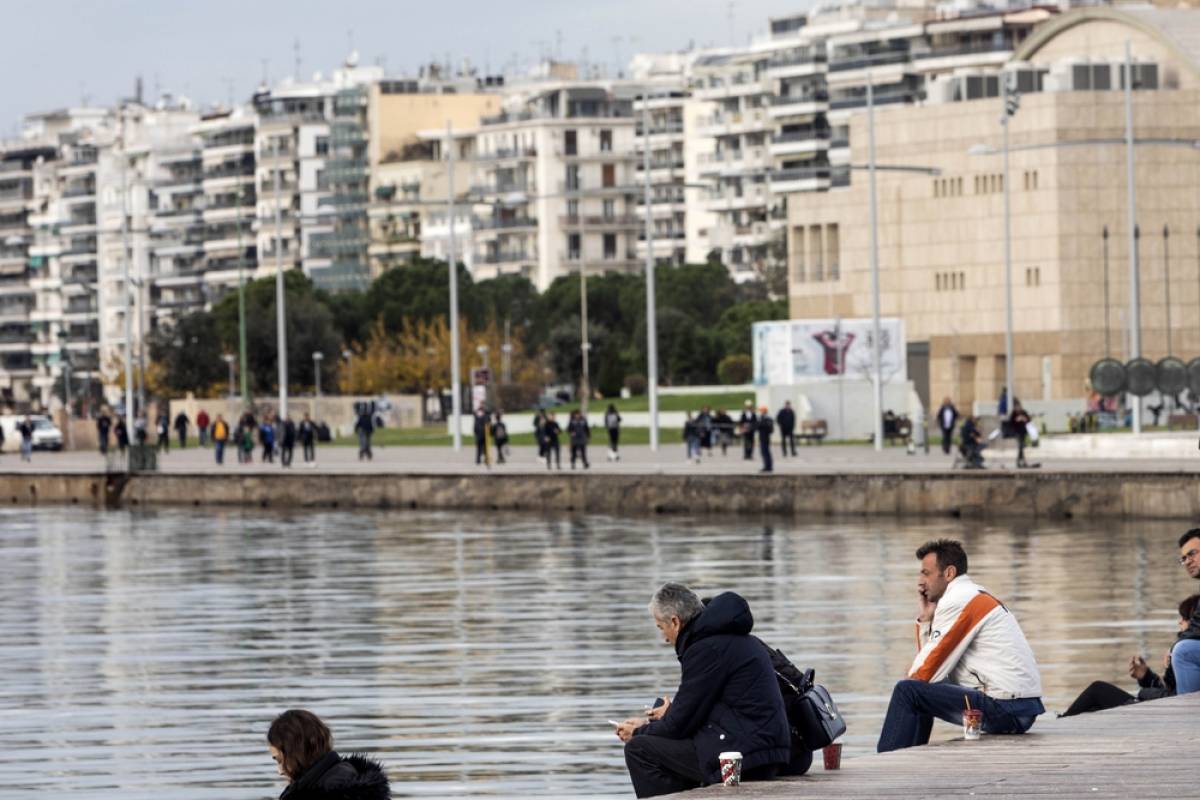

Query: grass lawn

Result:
[528,391,755,414]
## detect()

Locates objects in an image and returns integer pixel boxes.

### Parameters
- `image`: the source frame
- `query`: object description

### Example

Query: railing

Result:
[636,160,685,171]
[829,92,915,110]
[770,167,832,183]
[773,130,832,144]
[474,217,538,230]
[478,147,538,160]
[635,122,685,136]
[477,251,535,264]
[559,215,641,227]
[770,91,830,106]
[62,185,96,198]
[915,42,1012,61]
[697,110,767,129]
[828,50,911,72]
[768,50,828,69]
[204,165,255,180]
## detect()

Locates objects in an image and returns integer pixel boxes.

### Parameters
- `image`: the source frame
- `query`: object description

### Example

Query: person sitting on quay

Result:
[876,539,1044,753]
[614,583,791,798]
[1062,593,1199,716]
[1174,528,1200,694]
[267,709,390,800]
[958,414,985,468]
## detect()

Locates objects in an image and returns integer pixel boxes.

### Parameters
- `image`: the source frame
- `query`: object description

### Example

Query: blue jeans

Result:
[877,679,1044,753]
[1172,639,1200,694]
[214,440,225,464]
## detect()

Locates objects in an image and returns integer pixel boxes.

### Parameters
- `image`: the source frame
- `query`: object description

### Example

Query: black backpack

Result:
[759,640,846,753]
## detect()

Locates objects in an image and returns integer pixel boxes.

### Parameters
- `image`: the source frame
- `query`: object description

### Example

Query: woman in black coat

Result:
[268,709,390,800]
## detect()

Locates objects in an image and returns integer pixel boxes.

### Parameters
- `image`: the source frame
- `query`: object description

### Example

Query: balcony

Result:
[703,185,770,212]
[695,109,769,137]
[635,158,685,173]
[770,129,832,158]
[697,148,769,177]
[693,76,768,101]
[828,50,911,73]
[635,121,684,137]
[474,216,538,230]
[768,91,830,120]
[477,147,538,161]
[558,214,640,229]
[768,167,832,194]
[829,91,917,112]
[476,251,536,264]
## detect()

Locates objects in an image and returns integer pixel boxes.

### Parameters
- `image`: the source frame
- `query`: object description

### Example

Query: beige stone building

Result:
[784,6,1200,411]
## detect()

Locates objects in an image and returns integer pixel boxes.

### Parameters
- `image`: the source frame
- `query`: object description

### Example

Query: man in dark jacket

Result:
[616,584,790,798]
[473,407,490,467]
[776,401,796,457]
[737,401,757,461]
[936,396,958,455]
[757,406,775,474]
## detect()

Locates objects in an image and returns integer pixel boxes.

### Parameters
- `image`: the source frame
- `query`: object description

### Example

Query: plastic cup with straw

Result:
[963,695,983,740]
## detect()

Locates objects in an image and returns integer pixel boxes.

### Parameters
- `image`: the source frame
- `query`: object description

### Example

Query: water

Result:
[0,507,1193,799]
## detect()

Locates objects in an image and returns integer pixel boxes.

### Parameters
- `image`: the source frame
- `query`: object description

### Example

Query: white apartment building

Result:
[469,81,642,290]
[193,109,257,306]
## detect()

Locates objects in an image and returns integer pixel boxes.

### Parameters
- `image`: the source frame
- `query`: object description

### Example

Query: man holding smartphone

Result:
[613,583,790,798]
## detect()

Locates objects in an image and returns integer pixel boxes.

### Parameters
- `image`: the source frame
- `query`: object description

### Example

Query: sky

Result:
[1,0,813,135]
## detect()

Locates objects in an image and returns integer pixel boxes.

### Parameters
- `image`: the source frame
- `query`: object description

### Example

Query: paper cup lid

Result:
[718,751,742,760]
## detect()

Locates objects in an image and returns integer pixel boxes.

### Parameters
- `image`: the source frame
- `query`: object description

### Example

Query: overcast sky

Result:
[2,0,813,135]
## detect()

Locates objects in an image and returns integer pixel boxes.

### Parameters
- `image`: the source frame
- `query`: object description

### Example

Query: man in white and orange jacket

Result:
[877,539,1045,752]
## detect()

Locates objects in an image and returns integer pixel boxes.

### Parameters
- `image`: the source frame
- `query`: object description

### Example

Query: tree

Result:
[714,299,788,358]
[717,354,753,385]
[145,310,225,395]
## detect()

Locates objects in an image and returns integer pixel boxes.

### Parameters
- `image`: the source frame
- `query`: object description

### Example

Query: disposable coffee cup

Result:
[822,742,842,770]
[718,751,743,786]
[963,709,983,740]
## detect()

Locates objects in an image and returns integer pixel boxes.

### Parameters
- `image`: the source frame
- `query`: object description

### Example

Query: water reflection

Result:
[0,508,1193,798]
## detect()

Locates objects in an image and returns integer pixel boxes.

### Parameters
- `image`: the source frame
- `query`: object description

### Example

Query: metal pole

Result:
[643,91,659,451]
[1103,226,1111,356]
[867,74,884,452]
[1163,224,1171,356]
[273,133,288,421]
[446,121,462,451]
[133,175,146,417]
[226,356,235,398]
[502,318,512,384]
[1002,75,1015,414]
[1124,41,1141,434]
[579,210,590,417]
[119,109,135,468]
[62,355,74,450]
[314,354,323,397]
[836,316,844,440]
[237,187,249,407]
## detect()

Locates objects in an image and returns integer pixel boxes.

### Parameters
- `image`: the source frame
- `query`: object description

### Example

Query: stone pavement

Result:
[2,439,1198,475]
[669,692,1200,798]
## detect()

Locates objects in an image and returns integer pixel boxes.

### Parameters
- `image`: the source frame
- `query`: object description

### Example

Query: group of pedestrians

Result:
[937,394,1039,469]
[530,407,592,470]
[472,408,510,467]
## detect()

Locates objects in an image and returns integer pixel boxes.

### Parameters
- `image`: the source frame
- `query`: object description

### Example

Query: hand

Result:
[917,591,936,624]
[1129,655,1148,680]
[645,696,671,721]
[615,717,645,743]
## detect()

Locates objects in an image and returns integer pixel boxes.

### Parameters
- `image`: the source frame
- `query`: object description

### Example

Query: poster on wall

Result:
[752,318,906,385]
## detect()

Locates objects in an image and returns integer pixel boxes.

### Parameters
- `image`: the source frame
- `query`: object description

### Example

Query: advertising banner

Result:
[752,318,906,385]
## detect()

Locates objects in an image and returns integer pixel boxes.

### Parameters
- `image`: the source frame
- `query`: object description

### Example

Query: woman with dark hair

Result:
[267,709,390,800]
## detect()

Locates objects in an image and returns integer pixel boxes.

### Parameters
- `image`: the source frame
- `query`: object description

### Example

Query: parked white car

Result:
[0,415,64,451]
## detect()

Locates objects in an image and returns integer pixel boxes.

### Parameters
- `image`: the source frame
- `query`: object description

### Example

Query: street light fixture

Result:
[222,353,236,399]
[313,351,324,397]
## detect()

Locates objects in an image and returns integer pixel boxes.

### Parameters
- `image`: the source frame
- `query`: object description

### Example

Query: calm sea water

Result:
[0,507,1192,799]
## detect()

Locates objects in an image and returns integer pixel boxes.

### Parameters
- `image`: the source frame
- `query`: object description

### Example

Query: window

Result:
[315,136,329,156]
[792,226,806,283]
[566,165,580,191]
[602,163,616,188]
[808,225,823,281]
[826,224,839,279]
[564,129,578,156]
[567,199,579,219]
[568,233,581,260]
[599,129,612,152]
[602,199,615,219]
[603,233,617,259]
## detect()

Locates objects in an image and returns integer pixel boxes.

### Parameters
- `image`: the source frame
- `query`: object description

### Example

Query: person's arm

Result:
[909,590,998,683]
[636,644,724,740]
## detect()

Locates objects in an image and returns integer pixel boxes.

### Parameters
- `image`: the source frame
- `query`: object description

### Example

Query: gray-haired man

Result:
[614,583,790,798]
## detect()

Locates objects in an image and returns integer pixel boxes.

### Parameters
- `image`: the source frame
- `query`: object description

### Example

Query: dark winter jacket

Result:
[633,592,791,785]
[473,412,489,441]
[282,420,297,448]
[567,418,590,446]
[776,407,795,434]
[280,751,390,800]
[757,414,775,445]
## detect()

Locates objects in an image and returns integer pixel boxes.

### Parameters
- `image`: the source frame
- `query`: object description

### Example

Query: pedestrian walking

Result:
[713,408,734,456]
[155,413,169,452]
[299,412,317,467]
[259,417,276,463]
[17,415,33,462]
[683,412,702,463]
[543,411,562,470]
[115,415,129,455]
[604,403,622,461]
[757,405,774,473]
[1009,399,1032,468]
[473,407,490,467]
[212,414,229,464]
[96,411,111,455]
[491,410,509,465]
[134,415,148,446]
[173,410,189,449]
[738,400,757,461]
[280,415,296,468]
[568,409,591,469]
[936,396,959,455]
[777,400,796,457]
[196,408,210,447]
[239,414,256,463]
[696,405,714,457]
[533,409,547,462]
[355,406,374,461]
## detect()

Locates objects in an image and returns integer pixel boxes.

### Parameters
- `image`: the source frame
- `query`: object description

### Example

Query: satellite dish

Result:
[1156,356,1187,396]
[1089,358,1125,396]
[1125,357,1156,397]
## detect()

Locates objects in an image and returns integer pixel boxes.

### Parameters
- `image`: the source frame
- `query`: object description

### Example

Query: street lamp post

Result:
[223,354,236,398]
[1124,40,1142,434]
[446,121,463,451]
[867,74,884,453]
[119,109,135,465]
[272,135,288,421]
[313,351,324,397]
[58,335,74,451]
[641,90,660,451]
[1001,73,1015,417]
[342,349,352,394]
[236,186,250,408]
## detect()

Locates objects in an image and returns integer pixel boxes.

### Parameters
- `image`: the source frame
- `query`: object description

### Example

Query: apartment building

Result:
[469,80,642,290]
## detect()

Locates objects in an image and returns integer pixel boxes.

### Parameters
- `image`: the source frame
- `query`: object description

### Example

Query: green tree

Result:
[145,311,225,395]
[714,299,788,357]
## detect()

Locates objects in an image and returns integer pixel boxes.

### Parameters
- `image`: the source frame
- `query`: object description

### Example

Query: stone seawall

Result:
[0,470,1197,520]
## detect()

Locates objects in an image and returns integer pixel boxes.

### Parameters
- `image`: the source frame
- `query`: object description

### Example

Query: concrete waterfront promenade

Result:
[671,692,1200,798]
[1,442,1199,519]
